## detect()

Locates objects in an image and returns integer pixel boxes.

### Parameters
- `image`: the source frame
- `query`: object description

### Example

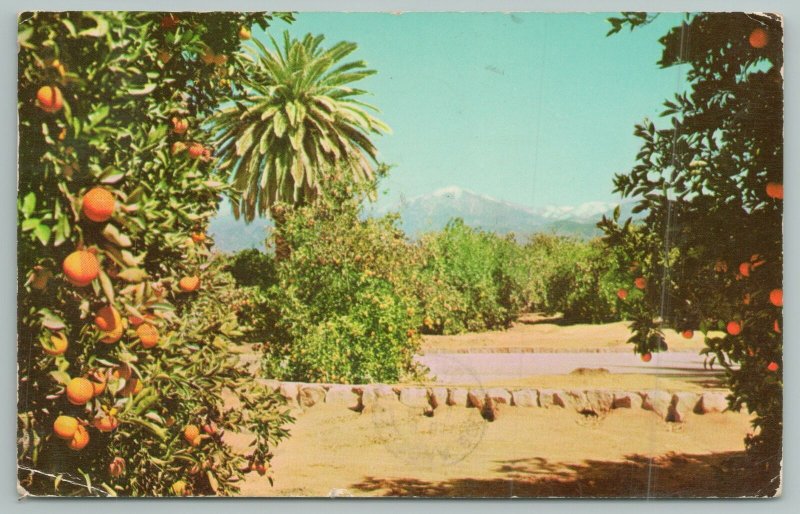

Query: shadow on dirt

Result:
[350,451,779,497]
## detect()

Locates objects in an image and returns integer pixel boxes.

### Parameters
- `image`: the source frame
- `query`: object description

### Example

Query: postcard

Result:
[17,11,782,497]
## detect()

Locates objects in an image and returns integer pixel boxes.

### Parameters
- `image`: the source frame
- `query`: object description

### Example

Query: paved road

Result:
[416,351,721,383]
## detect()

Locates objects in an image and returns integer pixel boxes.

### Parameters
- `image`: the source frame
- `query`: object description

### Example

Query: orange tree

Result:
[600,12,782,492]
[18,12,294,496]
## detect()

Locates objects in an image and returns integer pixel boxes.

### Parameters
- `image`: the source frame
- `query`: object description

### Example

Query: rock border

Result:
[259,379,730,422]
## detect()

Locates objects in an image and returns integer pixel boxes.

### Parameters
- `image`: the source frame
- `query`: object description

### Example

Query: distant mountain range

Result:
[208,186,638,252]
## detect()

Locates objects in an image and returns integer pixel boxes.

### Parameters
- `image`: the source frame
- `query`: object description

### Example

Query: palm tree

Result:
[211,32,390,226]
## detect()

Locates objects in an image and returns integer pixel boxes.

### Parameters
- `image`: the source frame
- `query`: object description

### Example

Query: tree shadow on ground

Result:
[350,451,779,498]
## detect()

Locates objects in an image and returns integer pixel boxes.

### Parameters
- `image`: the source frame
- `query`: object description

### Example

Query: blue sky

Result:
[256,12,689,209]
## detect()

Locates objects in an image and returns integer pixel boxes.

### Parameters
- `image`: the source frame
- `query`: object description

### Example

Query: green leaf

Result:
[117,268,148,283]
[21,192,36,216]
[40,309,66,330]
[49,371,71,386]
[102,224,132,247]
[77,13,109,38]
[21,218,39,232]
[34,223,51,245]
[98,270,115,304]
[128,83,157,96]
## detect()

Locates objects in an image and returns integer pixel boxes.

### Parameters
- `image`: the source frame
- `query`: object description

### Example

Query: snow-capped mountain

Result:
[208,186,636,252]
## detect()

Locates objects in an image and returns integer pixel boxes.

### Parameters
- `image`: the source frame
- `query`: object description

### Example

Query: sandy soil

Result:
[422,313,714,354]
[236,404,757,498]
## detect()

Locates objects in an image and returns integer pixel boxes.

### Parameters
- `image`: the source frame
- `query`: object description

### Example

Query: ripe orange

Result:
[179,276,200,292]
[726,321,742,336]
[188,143,205,159]
[66,377,94,405]
[767,361,779,372]
[171,117,189,135]
[81,187,116,222]
[634,277,647,290]
[67,425,90,451]
[749,27,768,49]
[95,306,123,343]
[743,293,752,305]
[62,250,100,287]
[136,324,159,349]
[769,288,783,307]
[109,457,126,478]
[191,232,206,243]
[43,332,68,356]
[171,141,187,155]
[239,26,251,40]
[682,330,693,339]
[617,288,628,300]
[53,415,78,440]
[738,262,751,277]
[213,54,228,66]
[641,352,652,363]
[94,416,119,432]
[766,182,783,200]
[36,85,63,113]
[184,424,200,444]
[254,462,268,476]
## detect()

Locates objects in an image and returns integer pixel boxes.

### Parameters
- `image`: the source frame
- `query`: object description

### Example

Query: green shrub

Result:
[416,220,526,334]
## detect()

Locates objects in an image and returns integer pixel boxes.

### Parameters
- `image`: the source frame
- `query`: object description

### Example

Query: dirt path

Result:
[238,404,756,497]
[421,314,711,354]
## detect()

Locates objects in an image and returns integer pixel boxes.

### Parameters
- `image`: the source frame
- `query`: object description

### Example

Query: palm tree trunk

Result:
[270,204,291,261]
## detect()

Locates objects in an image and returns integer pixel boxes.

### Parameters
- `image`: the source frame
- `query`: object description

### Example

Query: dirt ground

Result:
[421,313,713,353]
[236,404,757,497]
[231,315,753,498]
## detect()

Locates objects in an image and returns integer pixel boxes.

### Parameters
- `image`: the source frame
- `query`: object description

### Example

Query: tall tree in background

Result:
[211,32,389,257]
[601,12,783,495]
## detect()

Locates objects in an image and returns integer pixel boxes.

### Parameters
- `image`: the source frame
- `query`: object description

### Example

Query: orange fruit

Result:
[95,306,123,344]
[191,232,206,243]
[767,361,779,372]
[171,141,187,155]
[641,352,652,362]
[179,276,200,292]
[738,262,751,277]
[109,457,126,478]
[769,289,783,307]
[749,28,768,49]
[171,117,188,135]
[43,332,68,356]
[62,250,100,287]
[36,85,63,113]
[188,143,205,159]
[67,425,90,451]
[254,462,268,476]
[239,26,251,40]
[616,288,628,300]
[213,54,228,66]
[94,416,119,432]
[53,415,78,440]
[184,424,200,444]
[136,324,159,349]
[66,377,94,405]
[726,321,742,336]
[743,293,752,305]
[81,187,116,222]
[682,330,693,339]
[634,277,647,290]
[774,319,781,334]
[766,182,783,200]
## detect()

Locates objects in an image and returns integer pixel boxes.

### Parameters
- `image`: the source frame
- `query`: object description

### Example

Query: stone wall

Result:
[258,379,731,422]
